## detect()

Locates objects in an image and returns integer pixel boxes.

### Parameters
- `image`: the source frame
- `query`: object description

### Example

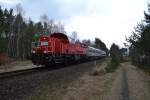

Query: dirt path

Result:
[108,62,150,100]
[120,68,129,100]
[123,62,150,100]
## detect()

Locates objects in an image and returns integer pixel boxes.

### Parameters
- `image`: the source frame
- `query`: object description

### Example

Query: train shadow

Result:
[44,58,104,70]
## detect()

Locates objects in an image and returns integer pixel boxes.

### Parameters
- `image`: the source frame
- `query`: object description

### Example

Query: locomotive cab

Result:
[31,36,50,54]
[31,33,72,65]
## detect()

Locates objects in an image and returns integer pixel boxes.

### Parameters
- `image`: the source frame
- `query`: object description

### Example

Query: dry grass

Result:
[122,62,150,100]
[90,59,110,76]
[62,71,115,100]
[0,53,13,65]
[0,58,34,73]
[26,58,116,100]
[90,68,106,76]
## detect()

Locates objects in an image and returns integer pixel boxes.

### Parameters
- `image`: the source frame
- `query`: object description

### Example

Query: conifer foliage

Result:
[127,3,150,66]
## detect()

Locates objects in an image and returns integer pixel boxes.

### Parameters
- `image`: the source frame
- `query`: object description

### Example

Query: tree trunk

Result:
[17,23,20,58]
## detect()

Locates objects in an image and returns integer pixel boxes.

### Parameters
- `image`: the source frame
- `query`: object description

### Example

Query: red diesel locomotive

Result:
[31,33,106,66]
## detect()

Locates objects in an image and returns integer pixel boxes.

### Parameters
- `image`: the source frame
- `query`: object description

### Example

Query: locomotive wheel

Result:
[31,54,40,65]
[45,60,55,67]
[64,58,68,66]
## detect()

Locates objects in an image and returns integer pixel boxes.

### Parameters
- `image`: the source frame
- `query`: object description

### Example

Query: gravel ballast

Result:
[0,60,103,100]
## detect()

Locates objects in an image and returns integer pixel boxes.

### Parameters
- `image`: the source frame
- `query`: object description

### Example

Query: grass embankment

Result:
[137,65,150,75]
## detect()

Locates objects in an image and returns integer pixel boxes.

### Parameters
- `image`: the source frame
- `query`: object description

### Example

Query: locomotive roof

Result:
[50,33,69,43]
[88,46,105,53]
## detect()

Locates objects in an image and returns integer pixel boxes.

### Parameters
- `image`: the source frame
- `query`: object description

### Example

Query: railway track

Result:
[0,67,49,79]
[0,63,67,79]
[0,59,104,79]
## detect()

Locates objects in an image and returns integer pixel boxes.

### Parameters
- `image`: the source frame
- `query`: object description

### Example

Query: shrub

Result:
[105,43,120,73]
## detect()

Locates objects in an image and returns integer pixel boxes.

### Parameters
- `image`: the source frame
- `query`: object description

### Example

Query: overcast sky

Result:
[0,0,148,48]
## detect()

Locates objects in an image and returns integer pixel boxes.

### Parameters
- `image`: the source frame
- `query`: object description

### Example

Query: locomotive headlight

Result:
[32,50,36,53]
[44,50,47,53]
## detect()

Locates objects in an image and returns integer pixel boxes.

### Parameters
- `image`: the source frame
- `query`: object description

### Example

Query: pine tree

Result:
[110,43,120,66]
[127,3,150,65]
[94,38,108,55]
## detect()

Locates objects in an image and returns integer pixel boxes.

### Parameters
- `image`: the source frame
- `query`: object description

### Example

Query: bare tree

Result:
[57,22,65,33]
[47,19,54,34]
[40,14,49,24]
[40,14,49,35]
[15,3,24,58]
[71,31,78,42]
[15,3,25,15]
[53,24,59,33]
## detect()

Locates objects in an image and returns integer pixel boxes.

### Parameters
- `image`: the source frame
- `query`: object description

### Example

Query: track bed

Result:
[0,59,106,100]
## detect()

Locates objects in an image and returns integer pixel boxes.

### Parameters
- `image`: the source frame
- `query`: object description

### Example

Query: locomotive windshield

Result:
[31,42,40,47]
[41,42,48,46]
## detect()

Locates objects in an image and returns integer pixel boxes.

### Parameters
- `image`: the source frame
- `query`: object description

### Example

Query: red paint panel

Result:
[34,33,87,55]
